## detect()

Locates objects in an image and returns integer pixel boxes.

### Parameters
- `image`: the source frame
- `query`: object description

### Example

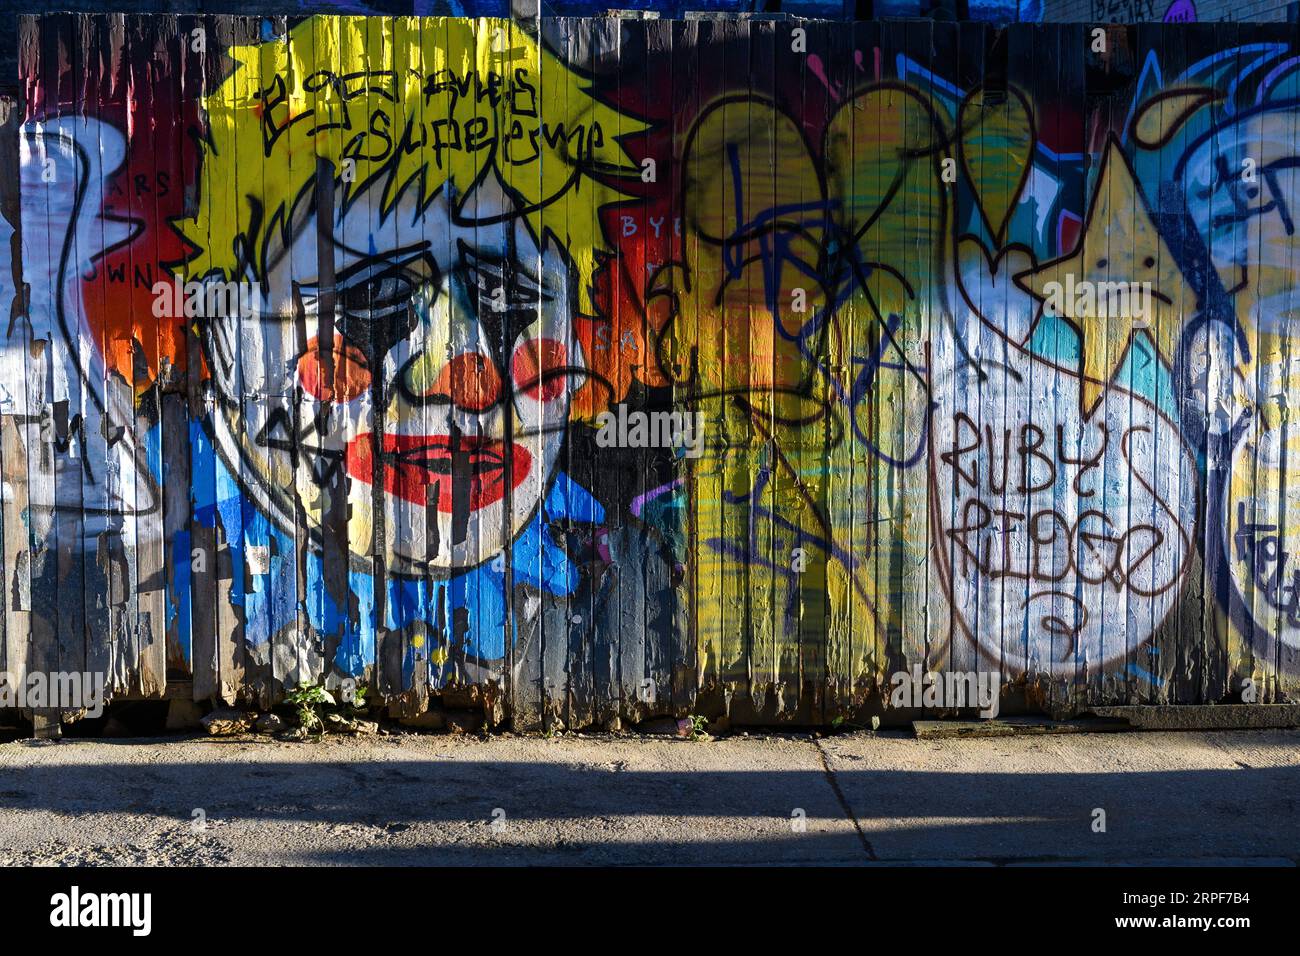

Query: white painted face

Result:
[201,174,581,576]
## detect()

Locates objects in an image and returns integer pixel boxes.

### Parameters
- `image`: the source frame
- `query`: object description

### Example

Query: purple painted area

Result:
[1163,0,1197,22]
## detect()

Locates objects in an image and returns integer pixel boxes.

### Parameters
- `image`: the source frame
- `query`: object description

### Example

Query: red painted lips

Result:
[345,433,532,510]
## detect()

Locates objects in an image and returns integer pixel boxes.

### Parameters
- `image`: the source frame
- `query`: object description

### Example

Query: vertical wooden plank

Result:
[820,7,858,725]
[156,15,194,683]
[260,12,289,698]
[1224,25,1265,702]
[315,11,356,702]
[689,15,723,710]
[0,22,23,701]
[800,16,833,725]
[126,13,167,699]
[1273,23,1300,697]
[248,13,302,706]
[719,14,752,717]
[642,13,675,727]
[1006,19,1033,705]
[911,15,940,692]
[1057,21,1093,709]
[1010,22,1041,708]
[1143,19,1177,704]
[1205,22,1239,704]
[468,12,494,719]
[22,12,66,714]
[949,19,987,702]
[615,16,647,727]
[745,15,776,719]
[275,13,313,700]
[570,10,608,730]
[513,10,547,725]
[1196,19,1230,707]
[820,16,847,722]
[1116,22,1143,709]
[357,11,391,706]
[1043,20,1074,711]
[208,14,245,705]
[1158,21,1200,704]
[538,15,575,732]
[396,10,430,718]
[1,14,38,711]
[852,15,887,711]
[1243,25,1279,702]
[98,12,142,697]
[473,14,505,714]
[1081,18,1111,703]
[579,13,616,728]
[725,15,759,719]
[390,10,423,709]
[80,12,120,696]
[1110,23,1134,705]
[503,12,545,733]
[839,14,872,718]
[59,13,97,699]
[1188,25,1219,708]
[998,23,1026,710]
[183,11,217,704]
[618,12,646,728]
[667,14,698,720]
[48,13,89,702]
[1258,22,1298,701]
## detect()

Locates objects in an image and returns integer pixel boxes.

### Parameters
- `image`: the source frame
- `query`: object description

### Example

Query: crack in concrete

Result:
[814,739,877,860]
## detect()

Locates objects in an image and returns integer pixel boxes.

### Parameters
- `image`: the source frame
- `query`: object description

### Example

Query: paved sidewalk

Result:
[1,730,1296,865]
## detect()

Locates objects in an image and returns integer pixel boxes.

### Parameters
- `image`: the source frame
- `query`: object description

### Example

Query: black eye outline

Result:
[339,269,412,320]
[333,256,432,325]
[457,239,555,319]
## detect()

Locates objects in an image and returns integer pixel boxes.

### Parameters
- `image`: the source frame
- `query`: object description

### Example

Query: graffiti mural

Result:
[1,14,1298,727]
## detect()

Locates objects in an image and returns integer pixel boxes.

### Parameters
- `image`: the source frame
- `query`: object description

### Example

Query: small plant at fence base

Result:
[285,684,335,734]
[283,682,373,736]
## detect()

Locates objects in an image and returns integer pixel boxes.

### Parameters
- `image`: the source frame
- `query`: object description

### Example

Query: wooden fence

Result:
[1,13,1298,728]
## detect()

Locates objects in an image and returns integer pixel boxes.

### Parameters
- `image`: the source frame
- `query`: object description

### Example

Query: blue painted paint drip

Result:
[309,555,373,679]
[213,454,248,615]
[192,438,607,682]
[277,471,606,680]
[160,420,192,664]
[175,418,221,667]
[190,420,219,530]
[168,530,192,665]
[386,472,605,672]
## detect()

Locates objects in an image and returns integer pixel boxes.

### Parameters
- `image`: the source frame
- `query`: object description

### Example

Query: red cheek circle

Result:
[511,338,569,402]
[432,352,503,413]
[297,337,371,402]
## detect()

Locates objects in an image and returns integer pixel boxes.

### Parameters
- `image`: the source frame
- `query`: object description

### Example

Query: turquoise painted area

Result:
[1029,312,1179,423]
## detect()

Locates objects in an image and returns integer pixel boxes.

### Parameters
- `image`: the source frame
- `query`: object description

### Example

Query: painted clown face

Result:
[201,174,581,577]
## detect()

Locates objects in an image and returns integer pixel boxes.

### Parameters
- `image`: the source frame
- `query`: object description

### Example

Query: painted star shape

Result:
[1015,136,1193,419]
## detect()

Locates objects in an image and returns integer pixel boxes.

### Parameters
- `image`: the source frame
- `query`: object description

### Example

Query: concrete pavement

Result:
[0,729,1296,865]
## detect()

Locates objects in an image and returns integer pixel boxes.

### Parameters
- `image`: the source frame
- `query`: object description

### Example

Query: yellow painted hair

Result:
[177,16,645,313]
